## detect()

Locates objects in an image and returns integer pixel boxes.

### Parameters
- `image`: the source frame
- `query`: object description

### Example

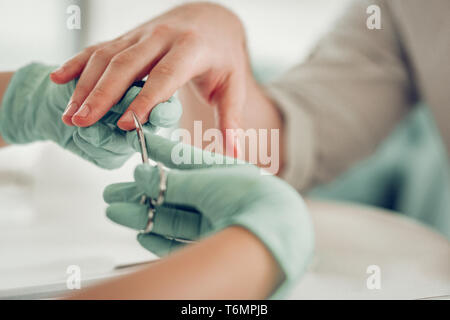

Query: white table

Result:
[0,143,156,298]
[290,200,450,299]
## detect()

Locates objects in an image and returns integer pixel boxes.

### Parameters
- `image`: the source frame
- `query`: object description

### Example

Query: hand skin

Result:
[51,2,284,163]
[67,226,282,299]
[179,73,285,174]
[0,72,13,148]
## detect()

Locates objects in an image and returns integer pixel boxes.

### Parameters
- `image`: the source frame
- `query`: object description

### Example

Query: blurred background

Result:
[0,0,448,291]
[0,0,350,70]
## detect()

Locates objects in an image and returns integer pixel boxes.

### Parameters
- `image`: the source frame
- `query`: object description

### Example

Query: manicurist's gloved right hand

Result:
[0,63,182,169]
[104,132,314,298]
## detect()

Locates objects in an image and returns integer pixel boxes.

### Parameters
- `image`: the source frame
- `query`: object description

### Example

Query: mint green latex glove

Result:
[0,63,182,169]
[104,132,314,298]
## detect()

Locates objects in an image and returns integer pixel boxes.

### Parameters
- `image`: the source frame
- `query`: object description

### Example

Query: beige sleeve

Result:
[265,0,418,192]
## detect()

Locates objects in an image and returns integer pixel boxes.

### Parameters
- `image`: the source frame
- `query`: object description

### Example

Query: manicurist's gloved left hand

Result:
[104,132,314,298]
[0,63,182,169]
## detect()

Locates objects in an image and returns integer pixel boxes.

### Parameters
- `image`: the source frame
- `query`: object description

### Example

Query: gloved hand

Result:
[0,63,182,169]
[104,132,314,298]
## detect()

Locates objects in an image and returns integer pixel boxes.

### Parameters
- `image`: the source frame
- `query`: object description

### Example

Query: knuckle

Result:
[152,24,172,37]
[155,63,175,78]
[83,45,97,56]
[108,38,131,51]
[177,30,200,46]
[92,48,112,61]
[110,51,134,67]
[91,86,112,101]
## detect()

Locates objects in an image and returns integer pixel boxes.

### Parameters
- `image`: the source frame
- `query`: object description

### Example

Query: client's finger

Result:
[105,86,182,128]
[117,38,204,130]
[72,38,167,128]
[63,40,133,125]
[50,45,99,84]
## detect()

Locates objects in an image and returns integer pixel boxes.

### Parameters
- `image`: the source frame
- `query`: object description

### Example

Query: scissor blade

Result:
[131,111,149,164]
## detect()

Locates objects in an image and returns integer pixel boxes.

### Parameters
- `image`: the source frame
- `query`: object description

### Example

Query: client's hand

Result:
[104,132,314,298]
[0,63,182,169]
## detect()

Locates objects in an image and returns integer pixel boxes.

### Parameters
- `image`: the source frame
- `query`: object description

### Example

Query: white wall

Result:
[0,0,80,69]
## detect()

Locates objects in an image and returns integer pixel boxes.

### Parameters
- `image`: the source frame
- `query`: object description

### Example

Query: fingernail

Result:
[118,111,133,125]
[63,101,78,117]
[74,104,90,118]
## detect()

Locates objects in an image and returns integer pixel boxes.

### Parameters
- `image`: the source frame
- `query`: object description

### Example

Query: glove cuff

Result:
[214,194,314,299]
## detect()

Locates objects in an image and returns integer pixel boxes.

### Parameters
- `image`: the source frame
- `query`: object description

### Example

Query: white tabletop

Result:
[290,200,450,299]
[0,143,155,295]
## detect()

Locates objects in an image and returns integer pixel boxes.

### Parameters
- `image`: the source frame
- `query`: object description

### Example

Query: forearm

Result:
[179,75,285,175]
[68,226,282,299]
[0,72,14,148]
